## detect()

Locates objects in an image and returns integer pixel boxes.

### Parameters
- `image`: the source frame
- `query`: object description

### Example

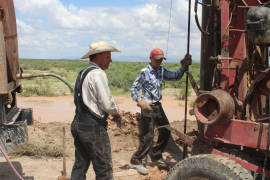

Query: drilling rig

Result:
[0,1,32,154]
[0,0,73,155]
[166,0,270,179]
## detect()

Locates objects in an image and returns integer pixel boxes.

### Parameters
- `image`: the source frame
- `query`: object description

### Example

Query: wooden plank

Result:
[0,20,8,94]
[0,0,19,82]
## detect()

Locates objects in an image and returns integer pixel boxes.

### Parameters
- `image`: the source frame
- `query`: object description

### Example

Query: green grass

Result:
[19,59,200,96]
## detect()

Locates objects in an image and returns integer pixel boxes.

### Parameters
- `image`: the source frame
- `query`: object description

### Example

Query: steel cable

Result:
[165,0,173,58]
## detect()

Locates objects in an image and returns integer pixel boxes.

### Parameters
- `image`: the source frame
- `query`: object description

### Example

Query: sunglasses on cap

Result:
[152,55,166,61]
[155,58,164,62]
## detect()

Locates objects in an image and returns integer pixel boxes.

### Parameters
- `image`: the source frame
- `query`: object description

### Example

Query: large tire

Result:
[165,154,253,180]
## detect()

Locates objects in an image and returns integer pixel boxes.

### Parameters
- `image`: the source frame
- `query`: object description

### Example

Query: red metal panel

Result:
[244,0,262,6]
[219,0,262,101]
[220,0,230,91]
[205,119,269,150]
[229,0,246,100]
[219,0,247,100]
[211,148,270,177]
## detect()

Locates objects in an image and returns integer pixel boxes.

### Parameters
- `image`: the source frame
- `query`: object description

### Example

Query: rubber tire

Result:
[165,154,253,180]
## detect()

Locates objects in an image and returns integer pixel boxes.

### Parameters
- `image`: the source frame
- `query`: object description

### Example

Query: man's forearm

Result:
[103,104,118,115]
[130,86,141,102]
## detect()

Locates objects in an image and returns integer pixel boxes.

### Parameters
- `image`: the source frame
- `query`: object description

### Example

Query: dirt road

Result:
[16,94,195,123]
[0,94,196,180]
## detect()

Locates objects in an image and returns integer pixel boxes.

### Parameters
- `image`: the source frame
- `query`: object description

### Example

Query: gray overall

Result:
[71,65,112,180]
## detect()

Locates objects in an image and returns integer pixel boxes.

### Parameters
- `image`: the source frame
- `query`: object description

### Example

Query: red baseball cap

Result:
[150,48,166,60]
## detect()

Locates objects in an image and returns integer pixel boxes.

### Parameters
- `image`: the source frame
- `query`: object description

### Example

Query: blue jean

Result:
[70,117,113,180]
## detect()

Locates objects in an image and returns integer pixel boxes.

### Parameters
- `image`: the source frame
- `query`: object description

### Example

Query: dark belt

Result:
[151,101,161,106]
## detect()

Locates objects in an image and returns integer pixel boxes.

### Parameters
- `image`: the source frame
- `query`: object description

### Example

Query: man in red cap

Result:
[129,48,191,175]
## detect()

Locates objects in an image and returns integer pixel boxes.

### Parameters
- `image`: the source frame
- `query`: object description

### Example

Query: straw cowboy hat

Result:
[81,41,120,59]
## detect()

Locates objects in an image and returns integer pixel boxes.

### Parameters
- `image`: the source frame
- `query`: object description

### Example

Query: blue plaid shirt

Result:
[131,64,187,103]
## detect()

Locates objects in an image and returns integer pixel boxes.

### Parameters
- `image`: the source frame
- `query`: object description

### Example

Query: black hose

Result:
[194,0,210,35]
[18,73,74,92]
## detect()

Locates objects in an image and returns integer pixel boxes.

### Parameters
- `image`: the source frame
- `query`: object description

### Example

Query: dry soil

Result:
[0,94,197,180]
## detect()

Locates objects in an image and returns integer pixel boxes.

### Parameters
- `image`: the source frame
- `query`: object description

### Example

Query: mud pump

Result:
[0,0,73,155]
[165,0,270,179]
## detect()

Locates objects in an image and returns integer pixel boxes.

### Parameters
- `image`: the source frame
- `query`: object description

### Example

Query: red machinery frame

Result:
[194,0,270,177]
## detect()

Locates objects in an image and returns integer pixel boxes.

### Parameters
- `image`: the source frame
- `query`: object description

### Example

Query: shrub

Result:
[19,59,200,97]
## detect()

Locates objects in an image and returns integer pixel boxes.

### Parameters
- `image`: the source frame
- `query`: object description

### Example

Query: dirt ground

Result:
[0,94,197,180]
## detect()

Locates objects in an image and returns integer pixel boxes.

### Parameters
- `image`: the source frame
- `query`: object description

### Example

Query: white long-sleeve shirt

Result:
[81,62,118,118]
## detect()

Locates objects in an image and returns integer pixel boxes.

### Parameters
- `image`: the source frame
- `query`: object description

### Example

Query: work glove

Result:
[137,99,153,114]
[108,110,123,128]
[180,54,192,68]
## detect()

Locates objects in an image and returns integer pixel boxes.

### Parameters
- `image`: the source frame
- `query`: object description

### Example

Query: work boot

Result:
[129,163,149,175]
[156,158,169,168]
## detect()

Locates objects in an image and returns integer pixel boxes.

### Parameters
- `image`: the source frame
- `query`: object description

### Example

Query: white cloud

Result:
[17,19,34,34]
[14,0,201,61]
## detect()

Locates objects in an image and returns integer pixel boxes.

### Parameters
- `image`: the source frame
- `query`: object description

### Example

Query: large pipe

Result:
[194,89,235,125]
[199,0,219,90]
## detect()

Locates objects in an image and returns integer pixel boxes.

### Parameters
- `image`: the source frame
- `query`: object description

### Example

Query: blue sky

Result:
[14,0,201,62]
[62,0,149,7]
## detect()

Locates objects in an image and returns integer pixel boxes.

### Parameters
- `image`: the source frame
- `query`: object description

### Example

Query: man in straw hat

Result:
[129,48,192,175]
[71,41,122,180]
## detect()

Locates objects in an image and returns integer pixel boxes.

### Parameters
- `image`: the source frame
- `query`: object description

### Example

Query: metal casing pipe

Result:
[194,89,235,125]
